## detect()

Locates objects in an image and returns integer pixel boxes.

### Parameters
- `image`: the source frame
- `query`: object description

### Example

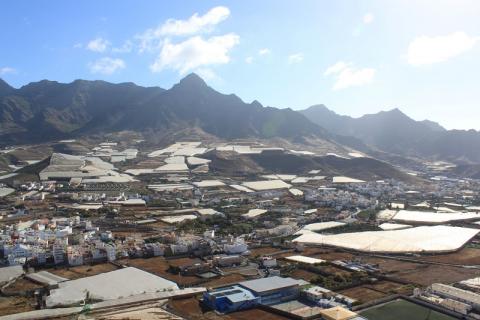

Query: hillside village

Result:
[1,138,480,319]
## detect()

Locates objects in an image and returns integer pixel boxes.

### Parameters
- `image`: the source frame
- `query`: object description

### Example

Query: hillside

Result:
[204,150,420,183]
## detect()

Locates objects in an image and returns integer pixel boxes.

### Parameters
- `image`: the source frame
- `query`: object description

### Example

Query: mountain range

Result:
[1,73,480,164]
[0,75,334,145]
[301,105,480,164]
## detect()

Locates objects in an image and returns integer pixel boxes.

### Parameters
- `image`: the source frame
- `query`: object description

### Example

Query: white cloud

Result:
[87,37,110,53]
[407,32,478,66]
[133,7,237,75]
[150,33,239,74]
[258,48,271,55]
[137,6,230,52]
[136,32,162,53]
[0,67,16,75]
[288,53,303,64]
[324,61,349,76]
[324,61,375,90]
[161,6,230,36]
[73,43,83,49]
[112,40,133,53]
[245,56,253,64]
[88,57,125,75]
[363,13,374,24]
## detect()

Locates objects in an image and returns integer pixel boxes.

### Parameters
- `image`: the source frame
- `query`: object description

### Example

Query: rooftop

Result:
[208,285,257,303]
[242,179,291,191]
[239,276,302,293]
[46,267,179,307]
[392,210,480,224]
[319,306,359,320]
[25,271,68,286]
[285,255,325,264]
[294,225,479,253]
[0,266,24,285]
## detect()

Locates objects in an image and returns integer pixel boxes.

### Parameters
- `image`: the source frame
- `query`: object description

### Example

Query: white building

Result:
[67,248,83,266]
[224,238,248,254]
[261,256,277,268]
[105,244,116,262]
[53,243,66,265]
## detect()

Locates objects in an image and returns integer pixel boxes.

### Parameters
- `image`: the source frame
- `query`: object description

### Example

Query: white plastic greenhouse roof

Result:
[293,225,479,253]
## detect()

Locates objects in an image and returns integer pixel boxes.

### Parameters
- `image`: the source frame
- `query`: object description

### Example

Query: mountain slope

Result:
[0,74,331,147]
[301,104,480,164]
[204,149,421,183]
[2,79,167,141]
[121,74,329,140]
[0,79,14,96]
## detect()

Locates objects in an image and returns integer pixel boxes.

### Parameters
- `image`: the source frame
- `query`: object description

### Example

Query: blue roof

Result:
[207,285,257,303]
[227,289,257,303]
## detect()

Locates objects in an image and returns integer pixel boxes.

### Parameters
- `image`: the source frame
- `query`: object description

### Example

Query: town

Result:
[2,138,480,320]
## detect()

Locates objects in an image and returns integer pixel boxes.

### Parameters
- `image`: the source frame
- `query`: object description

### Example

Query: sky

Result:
[1,0,480,130]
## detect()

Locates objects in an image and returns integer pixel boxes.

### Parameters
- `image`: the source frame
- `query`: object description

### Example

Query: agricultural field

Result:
[360,299,456,320]
[48,262,120,280]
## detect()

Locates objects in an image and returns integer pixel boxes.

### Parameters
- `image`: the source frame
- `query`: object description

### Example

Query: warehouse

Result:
[203,285,259,313]
[238,276,305,305]
[203,276,306,313]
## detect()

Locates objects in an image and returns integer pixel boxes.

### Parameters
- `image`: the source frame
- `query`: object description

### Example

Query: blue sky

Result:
[1,0,480,130]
